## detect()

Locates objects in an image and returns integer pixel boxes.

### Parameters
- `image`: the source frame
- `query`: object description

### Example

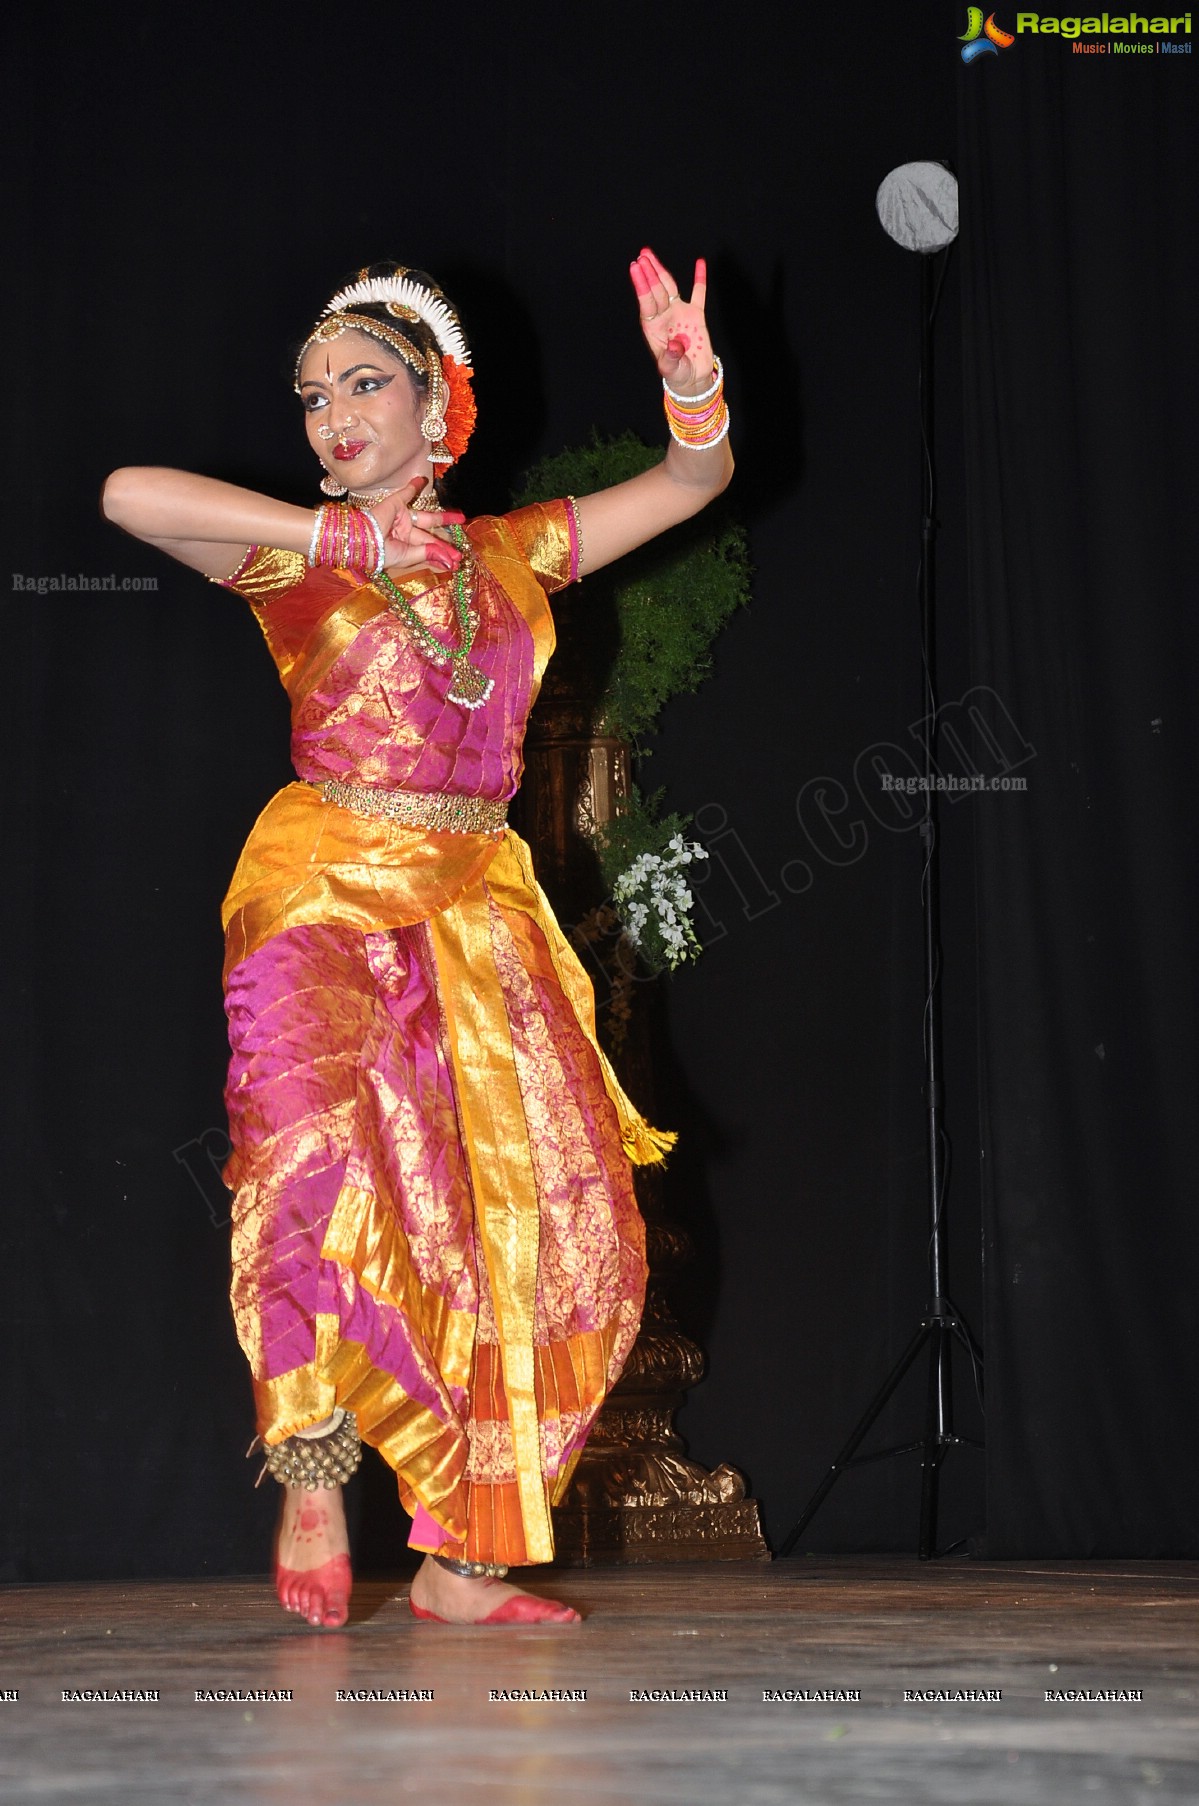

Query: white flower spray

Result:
[611,834,710,971]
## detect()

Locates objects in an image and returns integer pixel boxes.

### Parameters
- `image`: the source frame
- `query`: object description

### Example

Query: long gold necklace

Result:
[374,526,494,710]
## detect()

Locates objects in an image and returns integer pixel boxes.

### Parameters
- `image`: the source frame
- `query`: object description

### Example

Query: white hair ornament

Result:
[321,276,471,366]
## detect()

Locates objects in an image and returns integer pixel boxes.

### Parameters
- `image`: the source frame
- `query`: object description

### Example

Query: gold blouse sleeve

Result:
[501,498,582,595]
[209,544,308,601]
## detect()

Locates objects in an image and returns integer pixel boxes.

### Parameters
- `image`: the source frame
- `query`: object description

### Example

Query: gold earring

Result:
[318,456,347,498]
[419,365,451,465]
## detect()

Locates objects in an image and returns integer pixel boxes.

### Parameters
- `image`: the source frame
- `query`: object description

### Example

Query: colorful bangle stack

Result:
[307,503,386,577]
[663,356,730,451]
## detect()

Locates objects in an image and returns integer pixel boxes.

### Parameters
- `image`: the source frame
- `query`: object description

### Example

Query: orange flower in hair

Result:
[441,357,477,462]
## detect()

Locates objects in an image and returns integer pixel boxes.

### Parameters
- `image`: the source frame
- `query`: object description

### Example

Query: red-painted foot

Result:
[274,1554,352,1629]
[409,1592,580,1625]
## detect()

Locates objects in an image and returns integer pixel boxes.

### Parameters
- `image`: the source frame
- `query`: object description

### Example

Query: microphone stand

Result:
[779,245,983,1561]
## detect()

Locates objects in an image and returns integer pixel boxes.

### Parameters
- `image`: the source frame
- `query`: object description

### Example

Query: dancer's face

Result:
[298,331,427,492]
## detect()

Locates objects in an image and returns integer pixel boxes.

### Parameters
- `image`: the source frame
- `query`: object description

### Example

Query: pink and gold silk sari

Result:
[217,503,662,1567]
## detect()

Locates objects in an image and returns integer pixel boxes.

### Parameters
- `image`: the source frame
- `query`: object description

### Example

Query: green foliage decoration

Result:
[512,431,751,744]
[513,431,751,990]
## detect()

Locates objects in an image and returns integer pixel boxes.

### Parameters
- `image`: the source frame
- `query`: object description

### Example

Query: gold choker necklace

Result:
[349,484,442,512]
[347,485,396,508]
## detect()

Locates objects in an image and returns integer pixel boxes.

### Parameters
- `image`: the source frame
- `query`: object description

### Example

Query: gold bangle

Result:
[565,493,584,582]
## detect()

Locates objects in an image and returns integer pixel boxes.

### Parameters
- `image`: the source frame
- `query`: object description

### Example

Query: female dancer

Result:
[103,247,732,1627]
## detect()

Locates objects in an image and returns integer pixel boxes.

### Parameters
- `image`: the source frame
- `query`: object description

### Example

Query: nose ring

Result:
[317,423,336,440]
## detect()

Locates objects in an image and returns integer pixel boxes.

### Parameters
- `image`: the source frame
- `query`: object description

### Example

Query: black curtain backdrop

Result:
[4,3,1194,1581]
[956,51,1199,1553]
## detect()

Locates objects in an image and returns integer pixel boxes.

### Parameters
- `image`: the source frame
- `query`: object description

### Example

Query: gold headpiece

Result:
[294,312,429,393]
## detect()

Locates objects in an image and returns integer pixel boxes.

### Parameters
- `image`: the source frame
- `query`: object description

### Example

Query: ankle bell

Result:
[247,1406,363,1490]
[433,1552,510,1580]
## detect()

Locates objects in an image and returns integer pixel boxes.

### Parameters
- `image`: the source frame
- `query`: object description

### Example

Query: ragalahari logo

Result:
[960,8,1017,58]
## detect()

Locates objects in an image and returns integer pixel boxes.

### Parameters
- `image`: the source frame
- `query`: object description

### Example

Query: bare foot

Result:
[273,1484,352,1629]
[408,1554,581,1625]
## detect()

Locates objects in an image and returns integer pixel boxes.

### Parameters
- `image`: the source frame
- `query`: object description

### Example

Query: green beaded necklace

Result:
[374,525,494,710]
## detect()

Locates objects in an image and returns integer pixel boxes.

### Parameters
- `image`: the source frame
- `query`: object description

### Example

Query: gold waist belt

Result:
[313,778,508,836]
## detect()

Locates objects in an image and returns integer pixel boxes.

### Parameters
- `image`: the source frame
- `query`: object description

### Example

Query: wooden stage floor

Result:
[1,1557,1196,1804]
